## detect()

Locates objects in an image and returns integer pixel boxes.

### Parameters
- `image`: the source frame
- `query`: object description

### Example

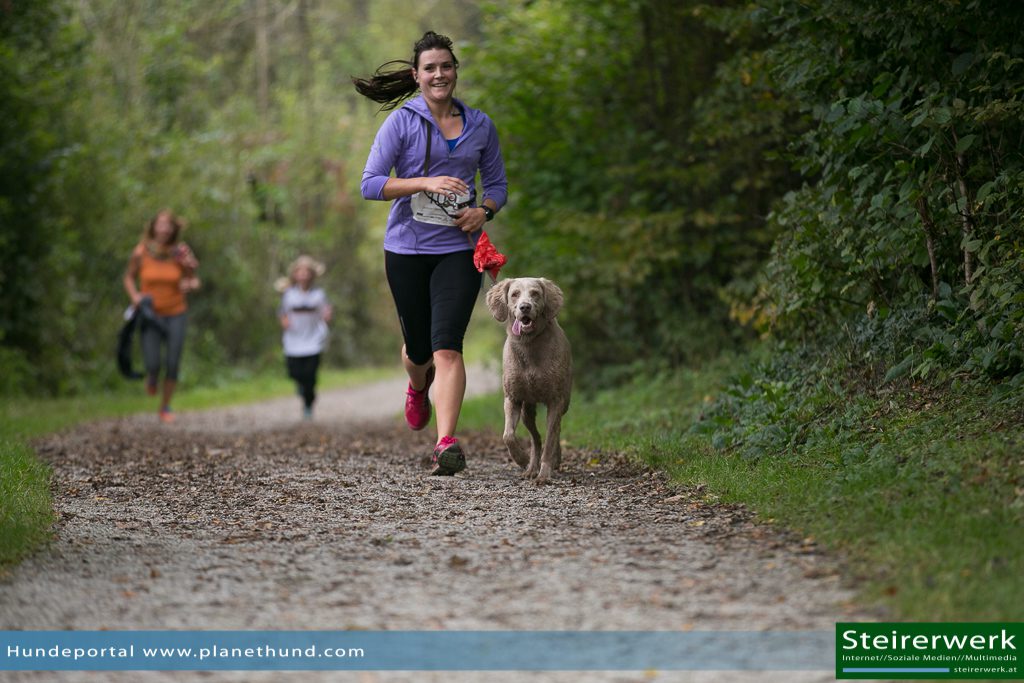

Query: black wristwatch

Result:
[481,205,495,222]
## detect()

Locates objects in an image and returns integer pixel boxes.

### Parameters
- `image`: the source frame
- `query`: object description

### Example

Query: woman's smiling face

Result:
[152,212,176,245]
[414,48,457,103]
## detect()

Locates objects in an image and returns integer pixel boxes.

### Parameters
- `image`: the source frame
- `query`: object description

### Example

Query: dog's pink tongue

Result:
[512,319,523,336]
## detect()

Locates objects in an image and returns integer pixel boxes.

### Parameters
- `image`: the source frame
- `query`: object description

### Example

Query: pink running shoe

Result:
[430,436,466,476]
[404,365,435,431]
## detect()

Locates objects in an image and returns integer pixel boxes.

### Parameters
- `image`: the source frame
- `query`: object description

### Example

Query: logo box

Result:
[836,623,1023,680]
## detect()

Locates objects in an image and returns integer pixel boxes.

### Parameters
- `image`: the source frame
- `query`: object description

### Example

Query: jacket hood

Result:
[401,95,479,136]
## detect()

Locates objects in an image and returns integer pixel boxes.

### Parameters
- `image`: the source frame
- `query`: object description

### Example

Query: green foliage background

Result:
[469,0,1024,390]
[0,0,480,394]
[2,0,1023,396]
[470,0,798,377]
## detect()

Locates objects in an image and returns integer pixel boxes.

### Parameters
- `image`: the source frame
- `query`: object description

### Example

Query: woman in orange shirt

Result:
[123,210,200,423]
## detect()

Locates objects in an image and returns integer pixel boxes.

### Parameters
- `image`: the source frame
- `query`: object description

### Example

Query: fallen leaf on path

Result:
[448,555,469,568]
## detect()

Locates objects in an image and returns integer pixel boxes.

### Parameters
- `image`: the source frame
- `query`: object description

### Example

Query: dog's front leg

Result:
[521,403,543,479]
[535,399,567,485]
[502,395,529,469]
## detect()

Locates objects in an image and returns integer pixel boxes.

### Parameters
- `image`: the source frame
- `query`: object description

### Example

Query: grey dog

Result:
[486,277,573,485]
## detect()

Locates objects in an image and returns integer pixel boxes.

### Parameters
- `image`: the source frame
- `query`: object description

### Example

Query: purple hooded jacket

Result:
[361,95,508,255]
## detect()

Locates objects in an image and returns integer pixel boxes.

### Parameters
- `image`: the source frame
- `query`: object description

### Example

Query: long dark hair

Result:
[352,31,459,111]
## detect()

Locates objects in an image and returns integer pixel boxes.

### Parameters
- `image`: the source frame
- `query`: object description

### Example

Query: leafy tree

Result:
[473,0,1023,387]
[753,0,1024,381]
[0,0,91,393]
[472,0,799,376]
[1,0,484,396]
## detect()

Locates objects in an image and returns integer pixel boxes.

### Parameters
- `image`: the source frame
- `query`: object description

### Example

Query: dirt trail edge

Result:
[1,366,868,683]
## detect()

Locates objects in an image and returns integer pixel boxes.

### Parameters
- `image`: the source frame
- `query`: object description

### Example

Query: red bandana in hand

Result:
[472,231,507,282]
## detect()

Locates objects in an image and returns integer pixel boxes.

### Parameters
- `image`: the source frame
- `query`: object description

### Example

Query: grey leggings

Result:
[142,312,187,381]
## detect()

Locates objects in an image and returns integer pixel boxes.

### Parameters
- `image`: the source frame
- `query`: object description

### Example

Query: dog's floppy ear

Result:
[540,278,563,319]
[486,279,512,322]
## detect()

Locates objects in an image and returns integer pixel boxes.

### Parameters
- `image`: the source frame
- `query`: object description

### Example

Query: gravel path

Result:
[0,366,866,683]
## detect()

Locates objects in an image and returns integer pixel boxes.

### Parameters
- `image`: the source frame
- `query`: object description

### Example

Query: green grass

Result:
[459,353,1024,621]
[0,364,398,566]
[0,439,53,572]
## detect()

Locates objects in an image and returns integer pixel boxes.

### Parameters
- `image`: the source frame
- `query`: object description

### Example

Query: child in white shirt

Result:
[277,256,332,419]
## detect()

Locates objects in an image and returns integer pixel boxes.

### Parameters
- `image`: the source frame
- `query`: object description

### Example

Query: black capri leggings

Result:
[141,312,187,381]
[385,250,482,366]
